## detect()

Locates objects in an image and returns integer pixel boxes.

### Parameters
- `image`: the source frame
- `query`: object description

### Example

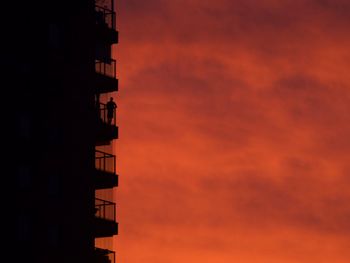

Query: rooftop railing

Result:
[95,59,116,79]
[95,150,116,175]
[95,198,116,222]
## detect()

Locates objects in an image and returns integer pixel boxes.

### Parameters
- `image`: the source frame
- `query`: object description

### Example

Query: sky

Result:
[114,1,350,262]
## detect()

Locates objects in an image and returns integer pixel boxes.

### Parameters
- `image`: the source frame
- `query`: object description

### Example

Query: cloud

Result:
[115,0,350,262]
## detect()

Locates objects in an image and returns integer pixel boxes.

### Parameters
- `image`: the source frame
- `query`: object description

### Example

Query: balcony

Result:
[96,102,118,145]
[95,59,118,94]
[95,2,118,44]
[95,198,118,237]
[95,247,116,263]
[95,150,118,189]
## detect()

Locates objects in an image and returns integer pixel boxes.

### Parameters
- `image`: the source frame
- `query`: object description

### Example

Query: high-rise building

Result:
[1,1,119,262]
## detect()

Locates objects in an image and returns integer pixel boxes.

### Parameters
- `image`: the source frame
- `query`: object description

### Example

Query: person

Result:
[106,97,117,125]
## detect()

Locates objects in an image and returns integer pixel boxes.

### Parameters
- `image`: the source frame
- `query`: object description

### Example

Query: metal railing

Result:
[95,59,116,79]
[95,247,116,263]
[95,150,116,174]
[95,198,116,222]
[97,102,116,126]
[95,4,116,30]
[96,0,113,8]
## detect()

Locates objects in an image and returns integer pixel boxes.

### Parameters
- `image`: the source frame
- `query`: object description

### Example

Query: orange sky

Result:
[114,1,350,262]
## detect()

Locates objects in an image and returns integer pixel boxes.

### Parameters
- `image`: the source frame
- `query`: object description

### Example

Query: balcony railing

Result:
[95,59,116,79]
[97,102,116,126]
[95,247,116,263]
[95,3,116,30]
[95,198,116,222]
[95,150,116,174]
[96,0,114,10]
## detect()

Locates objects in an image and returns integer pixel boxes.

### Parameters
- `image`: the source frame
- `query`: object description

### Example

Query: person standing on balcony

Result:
[106,97,117,125]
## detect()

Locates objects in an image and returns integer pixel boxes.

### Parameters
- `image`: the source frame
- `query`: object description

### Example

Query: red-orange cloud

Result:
[115,0,350,262]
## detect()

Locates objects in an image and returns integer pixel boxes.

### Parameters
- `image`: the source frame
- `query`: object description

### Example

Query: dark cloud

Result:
[119,0,350,46]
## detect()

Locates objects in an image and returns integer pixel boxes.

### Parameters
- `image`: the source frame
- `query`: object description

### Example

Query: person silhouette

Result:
[106,97,117,125]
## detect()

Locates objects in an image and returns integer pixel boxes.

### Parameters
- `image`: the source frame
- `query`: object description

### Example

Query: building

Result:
[1,0,119,262]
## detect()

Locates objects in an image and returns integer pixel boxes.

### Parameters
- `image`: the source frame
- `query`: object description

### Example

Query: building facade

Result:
[2,1,119,262]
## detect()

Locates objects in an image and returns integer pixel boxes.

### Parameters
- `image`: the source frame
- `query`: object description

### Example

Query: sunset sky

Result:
[114,1,350,262]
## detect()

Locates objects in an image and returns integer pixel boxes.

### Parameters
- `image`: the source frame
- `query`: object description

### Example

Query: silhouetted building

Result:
[1,0,119,262]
